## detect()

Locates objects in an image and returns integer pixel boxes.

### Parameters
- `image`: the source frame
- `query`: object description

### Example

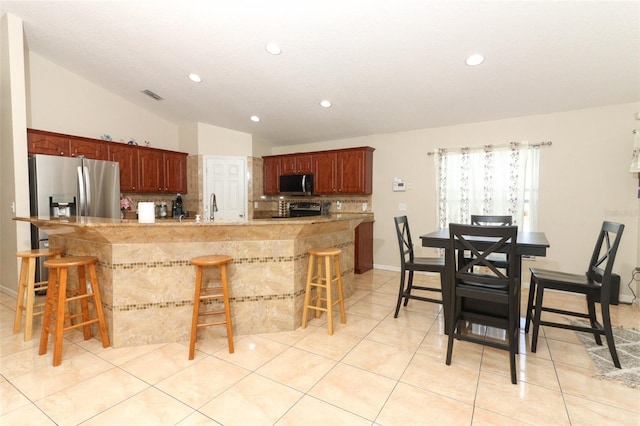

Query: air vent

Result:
[141,89,164,101]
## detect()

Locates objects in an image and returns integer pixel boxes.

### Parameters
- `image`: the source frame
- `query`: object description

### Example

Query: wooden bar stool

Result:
[189,255,234,360]
[301,247,346,335]
[39,256,110,366]
[13,248,64,341]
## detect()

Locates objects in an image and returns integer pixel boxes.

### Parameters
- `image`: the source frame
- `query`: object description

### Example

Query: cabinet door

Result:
[27,132,69,156]
[108,144,139,192]
[263,156,281,195]
[338,149,365,193]
[138,149,163,192]
[355,221,374,274]
[337,148,373,194]
[313,152,338,194]
[69,138,109,160]
[164,152,188,193]
[296,154,313,173]
[281,154,313,174]
[281,156,296,175]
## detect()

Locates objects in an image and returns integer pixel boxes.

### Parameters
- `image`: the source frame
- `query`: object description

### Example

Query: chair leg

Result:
[13,258,29,335]
[325,254,334,335]
[445,296,461,366]
[530,283,545,353]
[403,271,414,307]
[334,254,346,325]
[600,301,621,368]
[586,294,603,345]
[189,265,203,360]
[52,267,68,367]
[220,263,234,354]
[301,254,315,329]
[524,275,536,333]
[394,268,406,318]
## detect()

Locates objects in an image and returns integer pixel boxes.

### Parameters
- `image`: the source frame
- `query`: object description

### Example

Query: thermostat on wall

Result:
[393,178,406,192]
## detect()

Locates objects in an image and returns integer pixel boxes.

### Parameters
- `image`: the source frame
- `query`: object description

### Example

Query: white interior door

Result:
[204,156,247,222]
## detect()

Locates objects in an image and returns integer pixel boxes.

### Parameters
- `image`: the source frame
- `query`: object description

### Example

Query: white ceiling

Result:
[2,1,639,146]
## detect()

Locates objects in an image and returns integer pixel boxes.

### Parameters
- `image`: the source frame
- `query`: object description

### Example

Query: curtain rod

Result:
[426,141,552,156]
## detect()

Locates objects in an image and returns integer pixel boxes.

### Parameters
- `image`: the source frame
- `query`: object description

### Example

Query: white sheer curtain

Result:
[435,142,539,230]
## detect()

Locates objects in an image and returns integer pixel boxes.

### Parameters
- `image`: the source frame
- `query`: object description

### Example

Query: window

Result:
[435,142,540,231]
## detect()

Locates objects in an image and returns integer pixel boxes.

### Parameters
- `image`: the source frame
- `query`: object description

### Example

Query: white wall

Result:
[196,122,252,156]
[27,52,179,151]
[277,103,640,302]
[1,13,31,295]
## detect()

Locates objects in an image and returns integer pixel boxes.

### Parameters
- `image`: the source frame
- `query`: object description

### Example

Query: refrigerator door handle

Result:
[77,164,87,216]
[84,164,91,215]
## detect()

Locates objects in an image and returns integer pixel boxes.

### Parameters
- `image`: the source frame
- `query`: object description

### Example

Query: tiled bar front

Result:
[34,217,362,347]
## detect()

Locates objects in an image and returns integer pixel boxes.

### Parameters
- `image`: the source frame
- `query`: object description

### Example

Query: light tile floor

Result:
[1,269,639,425]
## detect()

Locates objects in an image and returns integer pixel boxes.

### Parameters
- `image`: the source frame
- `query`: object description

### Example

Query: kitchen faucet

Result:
[210,193,218,221]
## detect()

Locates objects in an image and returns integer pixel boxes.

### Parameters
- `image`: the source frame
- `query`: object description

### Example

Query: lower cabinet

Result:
[355,221,374,274]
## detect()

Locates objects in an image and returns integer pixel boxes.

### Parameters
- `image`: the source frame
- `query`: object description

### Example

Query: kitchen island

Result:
[15,214,370,347]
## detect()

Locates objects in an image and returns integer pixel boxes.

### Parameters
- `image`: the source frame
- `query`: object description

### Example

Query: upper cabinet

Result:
[264,146,374,195]
[263,156,281,195]
[28,128,188,194]
[28,129,109,160]
[281,154,313,175]
[108,144,139,192]
[163,151,188,193]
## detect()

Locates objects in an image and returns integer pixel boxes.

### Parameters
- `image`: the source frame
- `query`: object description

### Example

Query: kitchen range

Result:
[272,201,328,218]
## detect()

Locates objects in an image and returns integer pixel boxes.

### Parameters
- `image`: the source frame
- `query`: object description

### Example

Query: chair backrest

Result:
[587,221,624,294]
[394,216,415,266]
[448,224,518,291]
[470,215,513,226]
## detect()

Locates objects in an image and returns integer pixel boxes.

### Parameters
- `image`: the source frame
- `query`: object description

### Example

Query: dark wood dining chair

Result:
[469,215,513,269]
[470,215,512,227]
[446,223,519,384]
[393,216,445,318]
[525,221,624,368]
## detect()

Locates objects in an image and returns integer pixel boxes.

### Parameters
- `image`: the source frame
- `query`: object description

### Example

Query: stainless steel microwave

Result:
[279,174,314,196]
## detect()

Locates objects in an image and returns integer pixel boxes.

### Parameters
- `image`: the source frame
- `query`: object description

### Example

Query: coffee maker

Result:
[172,193,183,217]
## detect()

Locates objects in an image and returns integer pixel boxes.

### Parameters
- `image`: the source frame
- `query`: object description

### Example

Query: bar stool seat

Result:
[301,247,346,335]
[189,255,234,360]
[13,248,64,341]
[39,256,110,366]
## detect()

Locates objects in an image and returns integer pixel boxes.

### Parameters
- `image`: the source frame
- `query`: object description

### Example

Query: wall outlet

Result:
[336,201,342,210]
[399,203,407,211]
[362,202,367,211]
[254,201,259,208]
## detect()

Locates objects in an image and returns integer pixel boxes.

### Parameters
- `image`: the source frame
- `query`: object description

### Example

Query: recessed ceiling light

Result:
[466,54,485,66]
[265,43,281,55]
[250,115,261,122]
[320,100,332,108]
[188,73,202,83]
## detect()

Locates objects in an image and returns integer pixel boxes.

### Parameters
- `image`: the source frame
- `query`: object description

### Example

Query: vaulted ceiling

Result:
[2,1,639,145]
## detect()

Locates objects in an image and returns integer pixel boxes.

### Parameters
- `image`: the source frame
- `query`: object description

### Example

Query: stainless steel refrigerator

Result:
[28,154,121,281]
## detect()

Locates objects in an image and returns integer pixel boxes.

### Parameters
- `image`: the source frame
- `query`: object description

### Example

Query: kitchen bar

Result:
[15,214,370,347]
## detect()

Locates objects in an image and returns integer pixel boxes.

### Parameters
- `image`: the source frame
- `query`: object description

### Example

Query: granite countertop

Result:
[14,213,374,227]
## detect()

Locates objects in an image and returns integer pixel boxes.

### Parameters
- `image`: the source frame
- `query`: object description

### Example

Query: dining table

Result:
[419,228,550,335]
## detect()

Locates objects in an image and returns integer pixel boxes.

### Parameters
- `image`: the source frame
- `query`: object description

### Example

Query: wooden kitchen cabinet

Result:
[138,148,164,192]
[355,221,374,274]
[281,154,313,175]
[163,151,188,193]
[28,132,70,156]
[337,147,373,194]
[108,144,139,191]
[263,156,281,195]
[28,128,189,194]
[69,138,109,160]
[312,152,338,194]
[28,129,109,160]
[264,146,374,195]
